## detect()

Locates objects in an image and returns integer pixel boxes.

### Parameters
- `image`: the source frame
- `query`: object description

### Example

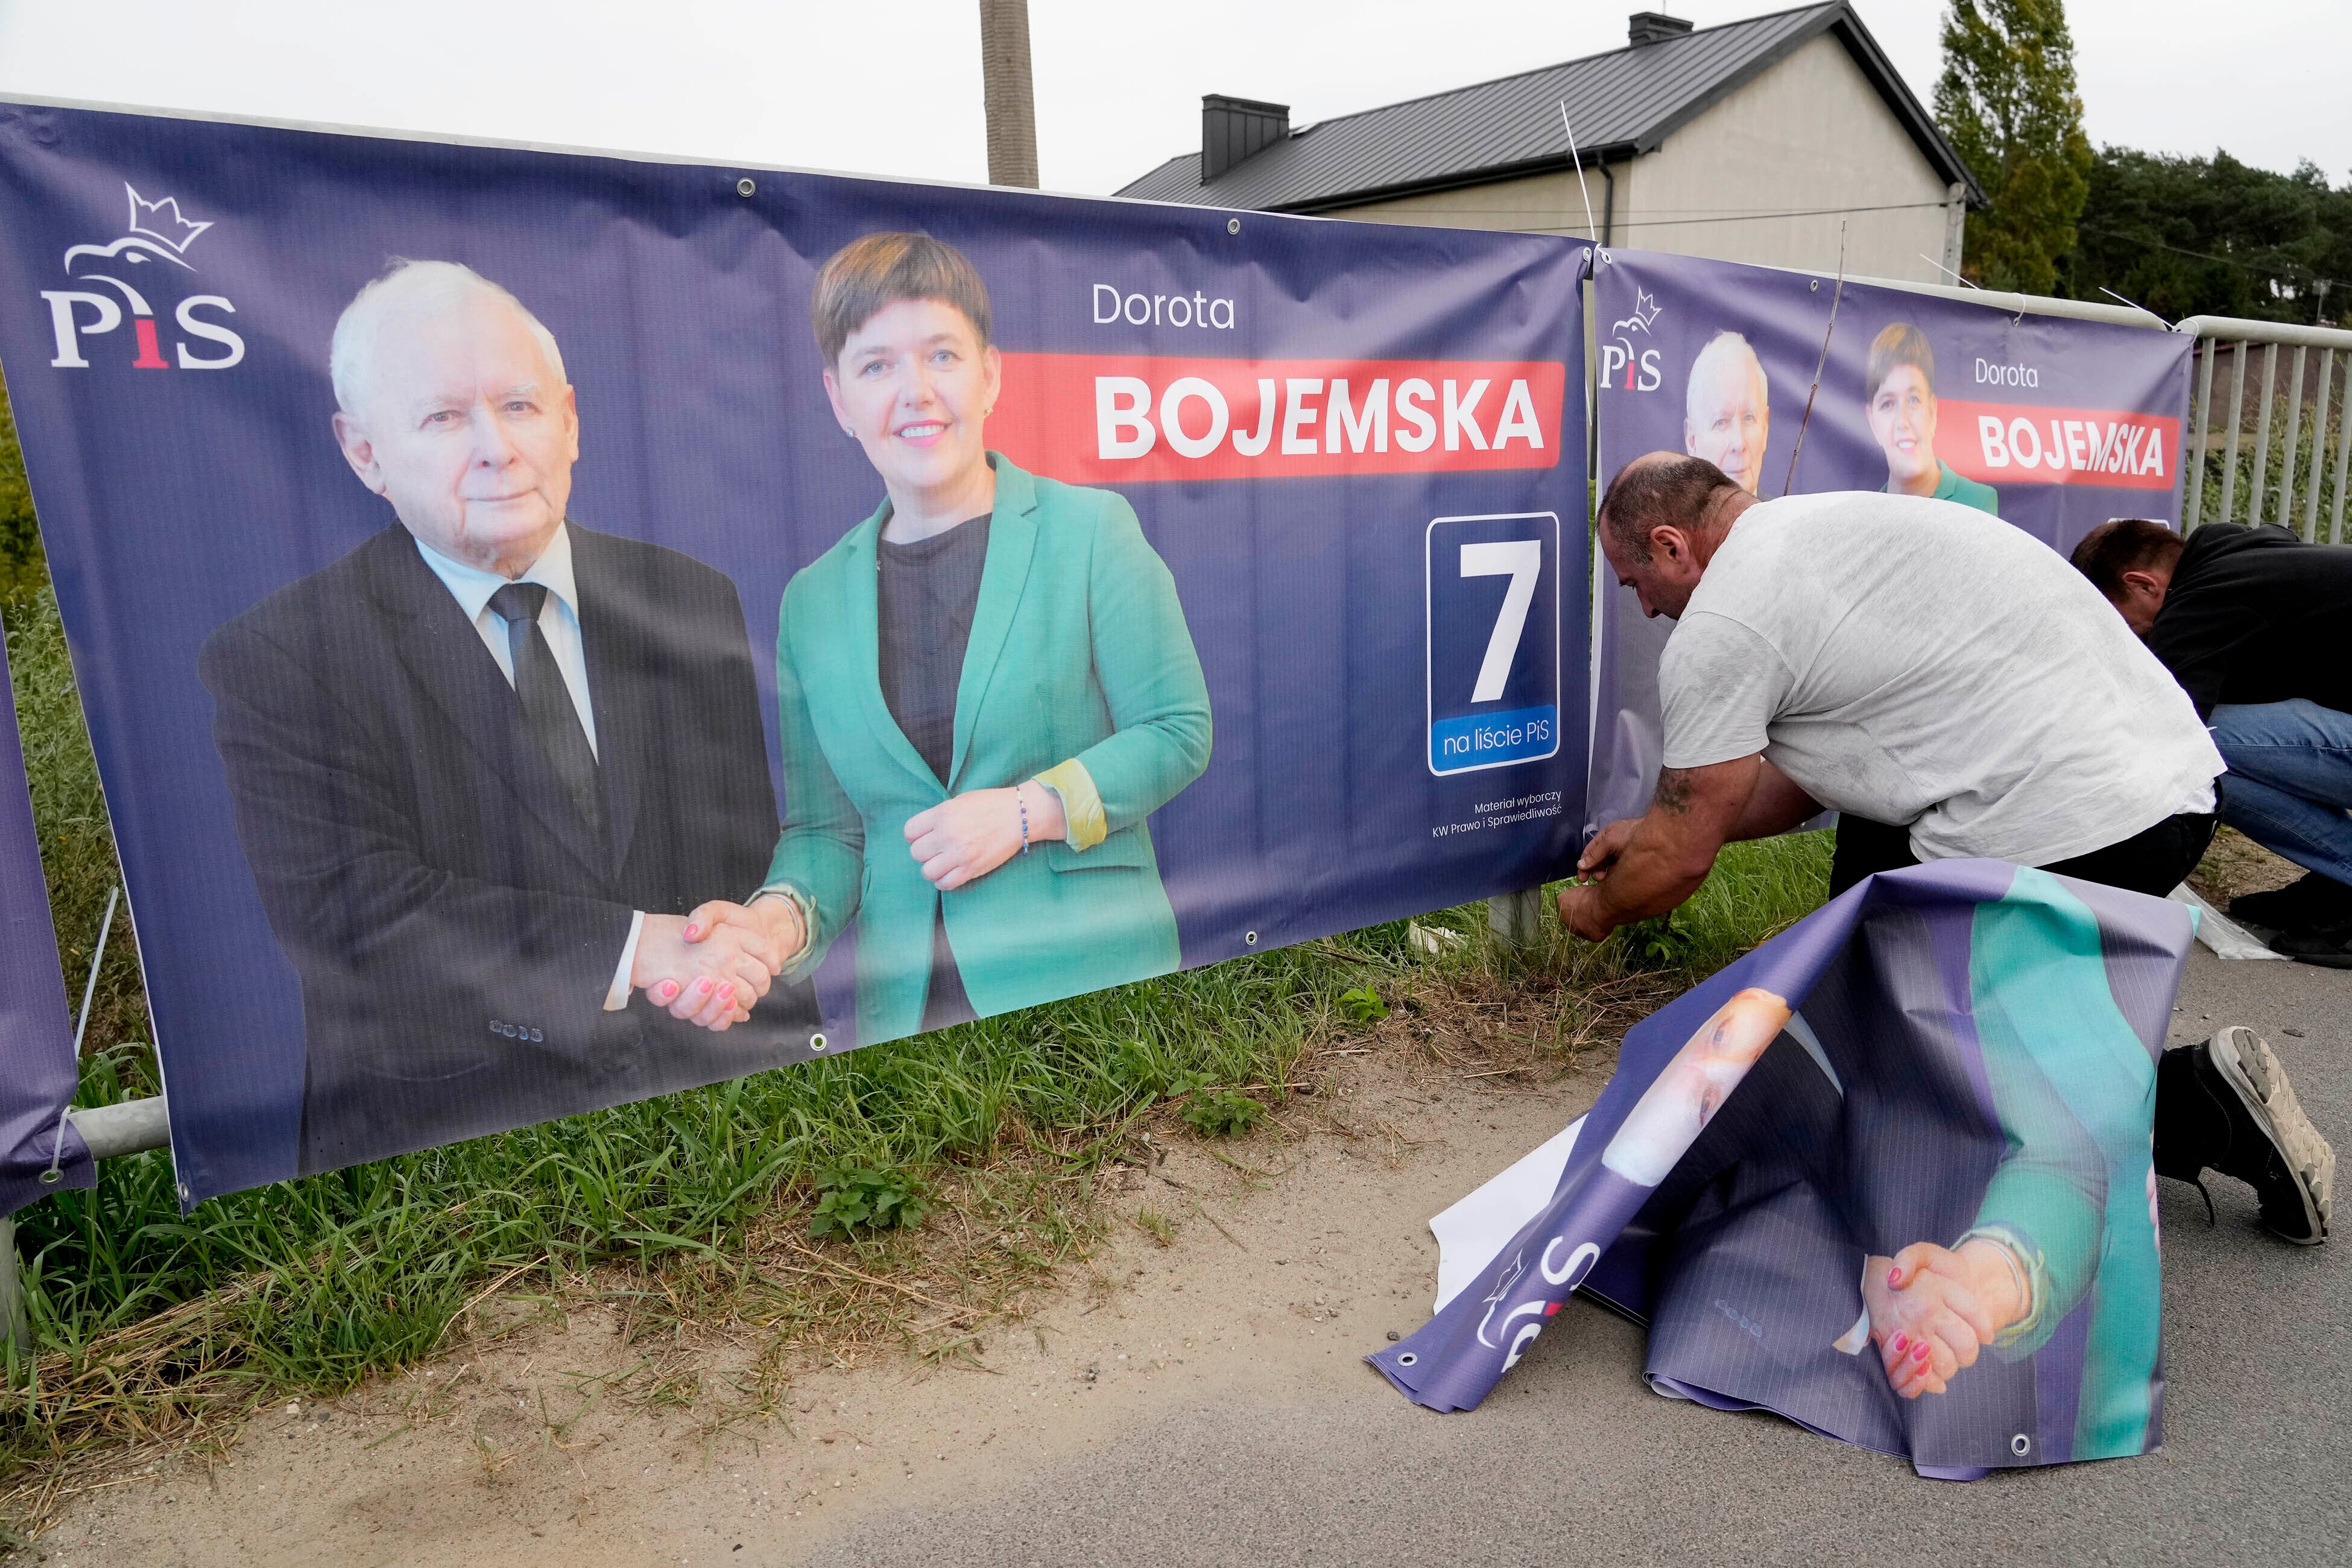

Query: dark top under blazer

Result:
[199,523,821,1174]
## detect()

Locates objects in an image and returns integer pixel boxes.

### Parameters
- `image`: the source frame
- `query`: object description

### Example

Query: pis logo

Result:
[39,183,244,370]
[1598,286,1663,393]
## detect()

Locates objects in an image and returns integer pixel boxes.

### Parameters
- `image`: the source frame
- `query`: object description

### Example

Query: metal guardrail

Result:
[2177,315,2352,540]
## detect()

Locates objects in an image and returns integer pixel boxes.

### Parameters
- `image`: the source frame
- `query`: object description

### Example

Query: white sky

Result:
[0,1,2341,199]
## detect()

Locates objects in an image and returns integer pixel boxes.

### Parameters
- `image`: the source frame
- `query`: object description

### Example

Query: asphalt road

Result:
[800,947,2352,1568]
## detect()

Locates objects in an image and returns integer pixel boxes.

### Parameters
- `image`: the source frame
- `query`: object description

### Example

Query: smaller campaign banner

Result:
[1371,861,2189,1478]
[1584,247,2193,838]
[0,629,90,1215]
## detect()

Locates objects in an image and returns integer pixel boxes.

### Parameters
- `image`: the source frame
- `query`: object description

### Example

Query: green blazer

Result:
[766,456,1212,1046]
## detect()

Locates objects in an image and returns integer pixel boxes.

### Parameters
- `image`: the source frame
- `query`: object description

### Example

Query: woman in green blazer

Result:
[706,233,1210,1046]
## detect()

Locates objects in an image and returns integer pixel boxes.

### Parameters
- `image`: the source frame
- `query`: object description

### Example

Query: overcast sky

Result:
[0,1,2341,200]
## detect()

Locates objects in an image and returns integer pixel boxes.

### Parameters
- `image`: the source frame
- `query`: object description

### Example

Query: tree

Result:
[2064,148,2351,326]
[1935,0,2093,296]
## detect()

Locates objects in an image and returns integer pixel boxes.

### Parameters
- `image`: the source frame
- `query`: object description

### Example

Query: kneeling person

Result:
[2071,517,2352,958]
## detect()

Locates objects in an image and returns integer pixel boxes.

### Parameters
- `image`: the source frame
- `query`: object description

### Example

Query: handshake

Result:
[1853,1236,2033,1399]
[627,896,809,1032]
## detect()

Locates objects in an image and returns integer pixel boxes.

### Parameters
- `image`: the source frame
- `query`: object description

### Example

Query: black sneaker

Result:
[2233,871,2352,934]
[2270,922,2352,969]
[2155,1028,2333,1245]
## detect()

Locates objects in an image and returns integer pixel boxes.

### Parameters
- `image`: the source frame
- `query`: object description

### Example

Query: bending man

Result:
[1560,453,2333,1245]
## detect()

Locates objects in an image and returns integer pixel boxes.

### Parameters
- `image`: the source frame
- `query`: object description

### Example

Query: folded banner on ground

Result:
[0,101,1589,1202]
[1370,861,2193,1478]
[1585,247,2193,837]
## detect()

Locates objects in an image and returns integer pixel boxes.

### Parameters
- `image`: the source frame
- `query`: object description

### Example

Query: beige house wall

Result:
[1622,33,1955,280]
[1329,34,1963,285]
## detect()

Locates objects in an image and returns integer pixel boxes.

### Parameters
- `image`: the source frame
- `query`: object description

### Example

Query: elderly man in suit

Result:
[200,259,821,1173]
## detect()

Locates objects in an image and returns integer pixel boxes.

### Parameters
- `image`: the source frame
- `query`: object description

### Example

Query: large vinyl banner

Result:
[0,102,1588,1201]
[1374,861,2192,1478]
[1585,248,2192,835]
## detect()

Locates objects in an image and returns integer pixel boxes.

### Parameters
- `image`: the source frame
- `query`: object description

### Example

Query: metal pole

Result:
[2281,346,2307,535]
[2332,355,2352,545]
[976,0,1039,189]
[2249,343,2278,526]
[2221,343,2246,525]
[1488,888,1546,952]
[2307,349,2335,542]
[2185,338,2214,528]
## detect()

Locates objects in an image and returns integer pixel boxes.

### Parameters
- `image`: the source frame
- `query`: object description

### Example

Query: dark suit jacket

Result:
[199,523,823,1174]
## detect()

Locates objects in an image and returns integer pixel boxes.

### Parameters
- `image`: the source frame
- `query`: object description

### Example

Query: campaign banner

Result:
[1584,248,2192,835]
[1372,861,2189,1478]
[0,101,1589,1202]
[0,625,90,1214]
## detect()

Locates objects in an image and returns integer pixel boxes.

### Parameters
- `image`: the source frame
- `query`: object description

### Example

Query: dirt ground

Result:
[30,1036,1610,1567]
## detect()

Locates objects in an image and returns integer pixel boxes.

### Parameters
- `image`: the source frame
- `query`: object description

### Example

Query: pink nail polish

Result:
[684,925,700,940]
[658,981,678,1001]
[1890,1333,1908,1354]
[1912,1342,1930,1362]
[1888,1267,1902,1287]
[697,978,712,994]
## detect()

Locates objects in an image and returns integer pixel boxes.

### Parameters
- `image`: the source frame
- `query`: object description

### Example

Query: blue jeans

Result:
[2210,700,2352,885]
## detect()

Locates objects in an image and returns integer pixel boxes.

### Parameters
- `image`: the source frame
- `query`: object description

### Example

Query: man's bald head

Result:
[1595,452,1750,621]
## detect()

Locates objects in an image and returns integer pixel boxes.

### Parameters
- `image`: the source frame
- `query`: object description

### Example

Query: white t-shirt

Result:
[1658,492,2221,866]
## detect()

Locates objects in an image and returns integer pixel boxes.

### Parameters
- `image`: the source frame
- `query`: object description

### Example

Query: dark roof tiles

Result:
[1116,2,1976,212]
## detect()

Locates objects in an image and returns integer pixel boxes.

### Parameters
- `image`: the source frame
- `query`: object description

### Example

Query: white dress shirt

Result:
[412,525,644,1011]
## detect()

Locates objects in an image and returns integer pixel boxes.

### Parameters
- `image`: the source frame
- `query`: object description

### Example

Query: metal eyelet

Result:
[1244,931,1259,946]
[1395,1352,1417,1366]
[809,1032,829,1052]
[736,177,756,197]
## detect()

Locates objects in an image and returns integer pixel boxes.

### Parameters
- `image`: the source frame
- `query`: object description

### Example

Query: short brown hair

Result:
[1865,323,1935,405]
[811,232,993,365]
[1597,454,1742,562]
[2069,518,2184,602]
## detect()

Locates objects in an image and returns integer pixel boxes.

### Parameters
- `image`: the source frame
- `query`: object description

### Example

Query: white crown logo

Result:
[124,184,212,254]
[1612,288,1661,337]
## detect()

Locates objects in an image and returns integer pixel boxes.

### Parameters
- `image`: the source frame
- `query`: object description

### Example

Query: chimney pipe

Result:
[978,0,1039,188]
[1200,95,1290,183]
[1628,11,1693,46]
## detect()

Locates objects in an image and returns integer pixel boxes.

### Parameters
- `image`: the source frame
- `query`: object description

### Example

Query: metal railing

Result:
[2178,316,2352,540]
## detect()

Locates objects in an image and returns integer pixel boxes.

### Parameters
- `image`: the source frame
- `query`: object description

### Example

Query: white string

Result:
[1558,102,1599,244]
[43,884,119,1184]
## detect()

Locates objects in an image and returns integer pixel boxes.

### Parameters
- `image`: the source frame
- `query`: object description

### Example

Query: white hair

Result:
[328,258,567,417]
[1684,330,1766,423]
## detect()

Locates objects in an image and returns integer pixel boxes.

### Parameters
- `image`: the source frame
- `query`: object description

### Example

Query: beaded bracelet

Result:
[1017,783,1031,855]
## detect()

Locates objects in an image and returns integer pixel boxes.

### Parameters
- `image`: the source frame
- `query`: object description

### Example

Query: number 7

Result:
[1459,540,1541,704]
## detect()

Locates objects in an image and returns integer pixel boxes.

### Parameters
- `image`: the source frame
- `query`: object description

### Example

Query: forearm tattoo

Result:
[1652,767,1696,815]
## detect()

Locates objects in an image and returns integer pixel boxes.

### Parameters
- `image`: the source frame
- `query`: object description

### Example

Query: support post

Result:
[977,0,1039,189]
[1488,887,1546,952]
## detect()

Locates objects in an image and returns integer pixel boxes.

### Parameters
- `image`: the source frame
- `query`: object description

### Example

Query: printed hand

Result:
[904,782,1066,891]
[631,911,776,1031]
[1861,1240,2025,1399]
[682,896,807,975]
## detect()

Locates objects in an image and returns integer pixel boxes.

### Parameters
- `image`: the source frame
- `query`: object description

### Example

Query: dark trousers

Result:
[1828,812,2219,901]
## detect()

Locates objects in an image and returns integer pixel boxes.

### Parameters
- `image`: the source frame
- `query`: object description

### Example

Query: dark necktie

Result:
[486,582,604,840]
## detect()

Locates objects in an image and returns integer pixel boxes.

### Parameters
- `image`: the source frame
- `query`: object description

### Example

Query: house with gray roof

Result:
[1118,4,1982,284]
